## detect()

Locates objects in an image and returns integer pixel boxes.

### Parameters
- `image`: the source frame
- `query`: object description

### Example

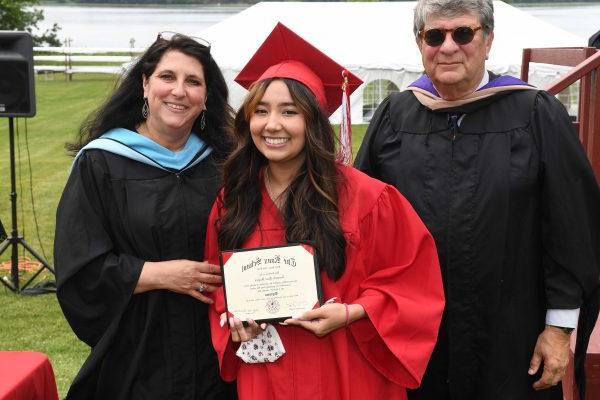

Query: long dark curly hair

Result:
[68,34,234,160]
[218,78,346,280]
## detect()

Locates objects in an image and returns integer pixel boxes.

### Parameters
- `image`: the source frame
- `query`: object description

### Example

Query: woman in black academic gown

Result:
[54,33,236,400]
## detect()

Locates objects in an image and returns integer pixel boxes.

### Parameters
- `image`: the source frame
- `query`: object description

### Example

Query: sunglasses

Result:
[419,26,482,47]
[157,31,211,52]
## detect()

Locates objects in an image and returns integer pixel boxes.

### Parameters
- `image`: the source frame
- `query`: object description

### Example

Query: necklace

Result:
[264,166,287,204]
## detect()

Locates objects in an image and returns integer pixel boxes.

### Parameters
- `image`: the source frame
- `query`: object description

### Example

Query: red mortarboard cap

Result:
[235,22,363,115]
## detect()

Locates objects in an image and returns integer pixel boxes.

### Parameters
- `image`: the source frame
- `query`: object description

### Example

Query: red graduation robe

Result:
[205,166,444,400]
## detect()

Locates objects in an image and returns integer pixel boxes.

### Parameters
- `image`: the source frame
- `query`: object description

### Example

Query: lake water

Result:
[35,2,600,49]
[35,4,247,48]
[518,3,600,40]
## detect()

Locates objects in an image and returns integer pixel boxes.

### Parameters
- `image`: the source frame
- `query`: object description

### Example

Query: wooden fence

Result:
[33,46,146,77]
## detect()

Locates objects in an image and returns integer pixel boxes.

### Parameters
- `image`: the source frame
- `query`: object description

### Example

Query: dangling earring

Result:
[200,109,206,131]
[142,98,149,119]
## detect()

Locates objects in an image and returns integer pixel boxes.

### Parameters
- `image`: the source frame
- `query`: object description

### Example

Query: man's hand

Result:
[528,325,572,390]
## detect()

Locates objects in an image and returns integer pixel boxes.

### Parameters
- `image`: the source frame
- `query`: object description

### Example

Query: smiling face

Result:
[249,80,307,173]
[142,50,206,143]
[417,12,493,100]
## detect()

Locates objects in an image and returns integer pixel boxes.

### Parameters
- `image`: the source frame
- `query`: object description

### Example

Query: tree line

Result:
[0,1,60,46]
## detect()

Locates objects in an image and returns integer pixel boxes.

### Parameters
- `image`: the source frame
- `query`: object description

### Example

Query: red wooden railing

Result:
[521,47,600,181]
[521,46,600,400]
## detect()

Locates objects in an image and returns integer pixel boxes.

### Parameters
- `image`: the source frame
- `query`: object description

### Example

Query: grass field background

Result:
[0,73,369,398]
[0,74,119,398]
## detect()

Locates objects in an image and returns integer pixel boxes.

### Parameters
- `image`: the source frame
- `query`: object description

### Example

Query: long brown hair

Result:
[218,78,346,280]
[69,34,234,161]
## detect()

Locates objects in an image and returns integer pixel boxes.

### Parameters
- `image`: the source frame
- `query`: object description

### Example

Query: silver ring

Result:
[197,282,206,293]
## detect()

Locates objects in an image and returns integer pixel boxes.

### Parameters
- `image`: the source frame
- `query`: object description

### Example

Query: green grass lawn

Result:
[0,292,89,397]
[0,73,118,399]
[0,73,370,398]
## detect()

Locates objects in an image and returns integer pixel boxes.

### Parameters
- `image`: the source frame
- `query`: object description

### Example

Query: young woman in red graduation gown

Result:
[204,24,444,400]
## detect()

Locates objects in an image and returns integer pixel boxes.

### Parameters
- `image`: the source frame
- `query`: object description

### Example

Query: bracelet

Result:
[344,303,349,327]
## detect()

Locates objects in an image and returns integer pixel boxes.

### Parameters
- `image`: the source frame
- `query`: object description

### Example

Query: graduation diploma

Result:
[220,243,323,323]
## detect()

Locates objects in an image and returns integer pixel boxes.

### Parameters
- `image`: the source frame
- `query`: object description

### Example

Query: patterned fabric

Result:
[236,325,286,363]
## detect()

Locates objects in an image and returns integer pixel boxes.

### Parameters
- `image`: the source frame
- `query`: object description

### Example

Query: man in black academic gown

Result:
[355,0,600,399]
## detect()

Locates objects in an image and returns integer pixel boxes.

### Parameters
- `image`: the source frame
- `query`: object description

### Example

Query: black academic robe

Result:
[355,88,600,400]
[54,150,236,400]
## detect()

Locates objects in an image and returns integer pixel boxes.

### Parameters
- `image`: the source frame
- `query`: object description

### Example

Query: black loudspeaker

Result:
[0,31,36,117]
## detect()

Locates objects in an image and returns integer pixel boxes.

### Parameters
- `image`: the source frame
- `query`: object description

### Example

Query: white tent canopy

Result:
[199,1,585,123]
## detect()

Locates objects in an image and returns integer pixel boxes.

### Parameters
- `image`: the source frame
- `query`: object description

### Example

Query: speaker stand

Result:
[0,117,54,293]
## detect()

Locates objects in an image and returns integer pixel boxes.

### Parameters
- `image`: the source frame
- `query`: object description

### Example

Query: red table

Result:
[0,352,59,400]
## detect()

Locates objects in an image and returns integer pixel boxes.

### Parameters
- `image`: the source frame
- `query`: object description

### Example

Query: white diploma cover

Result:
[220,243,323,323]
